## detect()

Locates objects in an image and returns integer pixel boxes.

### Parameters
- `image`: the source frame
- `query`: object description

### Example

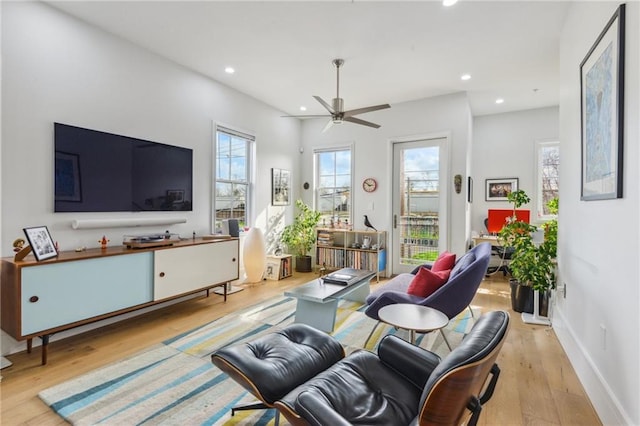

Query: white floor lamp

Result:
[521,290,551,325]
[243,227,267,284]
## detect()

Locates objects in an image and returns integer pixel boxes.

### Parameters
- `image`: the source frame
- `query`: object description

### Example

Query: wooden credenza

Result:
[1,237,239,365]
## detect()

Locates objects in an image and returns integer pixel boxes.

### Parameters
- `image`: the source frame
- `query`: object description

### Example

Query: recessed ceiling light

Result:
[224,67,235,74]
[300,106,307,112]
[443,0,458,6]
[495,98,505,104]
[461,74,471,81]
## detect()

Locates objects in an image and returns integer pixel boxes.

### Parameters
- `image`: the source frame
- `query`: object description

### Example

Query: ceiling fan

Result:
[284,59,391,132]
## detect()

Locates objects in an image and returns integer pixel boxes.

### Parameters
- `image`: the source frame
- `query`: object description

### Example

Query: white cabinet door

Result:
[153,240,239,301]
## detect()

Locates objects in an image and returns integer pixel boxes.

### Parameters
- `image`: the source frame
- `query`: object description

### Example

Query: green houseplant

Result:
[499,190,557,314]
[280,199,321,272]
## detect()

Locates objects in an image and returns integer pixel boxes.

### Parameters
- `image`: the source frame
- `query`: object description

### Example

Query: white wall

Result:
[557,2,639,425]
[299,92,473,264]
[1,2,300,354]
[471,107,560,233]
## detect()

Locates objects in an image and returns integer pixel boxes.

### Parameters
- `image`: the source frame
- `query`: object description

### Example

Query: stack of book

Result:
[317,231,334,246]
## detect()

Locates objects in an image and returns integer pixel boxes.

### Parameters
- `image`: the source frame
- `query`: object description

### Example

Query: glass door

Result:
[392,137,448,274]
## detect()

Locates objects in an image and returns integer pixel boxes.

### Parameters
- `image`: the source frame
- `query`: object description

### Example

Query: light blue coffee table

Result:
[284,268,375,332]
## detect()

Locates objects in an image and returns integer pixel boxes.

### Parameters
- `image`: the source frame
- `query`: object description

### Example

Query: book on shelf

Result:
[281,257,291,278]
[316,231,334,246]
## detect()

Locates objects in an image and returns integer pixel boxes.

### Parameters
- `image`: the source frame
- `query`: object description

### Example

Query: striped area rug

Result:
[39,296,477,425]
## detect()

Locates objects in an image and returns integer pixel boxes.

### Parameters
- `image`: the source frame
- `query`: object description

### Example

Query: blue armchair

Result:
[364,243,492,346]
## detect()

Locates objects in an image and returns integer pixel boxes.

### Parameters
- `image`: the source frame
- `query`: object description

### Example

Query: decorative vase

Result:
[243,228,266,283]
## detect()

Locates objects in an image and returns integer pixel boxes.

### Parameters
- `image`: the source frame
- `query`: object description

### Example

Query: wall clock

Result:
[362,177,378,193]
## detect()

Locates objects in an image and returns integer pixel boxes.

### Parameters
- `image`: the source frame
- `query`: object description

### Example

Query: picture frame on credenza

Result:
[23,226,58,261]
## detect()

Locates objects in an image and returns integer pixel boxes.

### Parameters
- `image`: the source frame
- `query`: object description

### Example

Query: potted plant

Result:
[499,190,557,315]
[280,199,321,272]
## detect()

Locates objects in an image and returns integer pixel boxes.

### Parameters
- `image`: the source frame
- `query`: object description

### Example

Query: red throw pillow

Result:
[407,267,451,298]
[432,251,456,272]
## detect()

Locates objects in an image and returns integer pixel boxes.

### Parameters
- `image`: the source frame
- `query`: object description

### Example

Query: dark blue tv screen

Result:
[54,123,193,212]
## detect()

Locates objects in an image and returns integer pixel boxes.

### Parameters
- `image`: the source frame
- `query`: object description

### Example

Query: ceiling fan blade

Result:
[343,116,381,129]
[322,119,335,133]
[343,104,391,118]
[281,114,331,118]
[313,96,335,114]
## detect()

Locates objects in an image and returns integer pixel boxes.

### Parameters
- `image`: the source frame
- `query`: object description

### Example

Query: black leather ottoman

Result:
[211,323,344,424]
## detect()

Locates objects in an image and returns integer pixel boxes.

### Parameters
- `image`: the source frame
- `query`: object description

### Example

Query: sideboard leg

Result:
[27,338,33,354]
[40,335,50,365]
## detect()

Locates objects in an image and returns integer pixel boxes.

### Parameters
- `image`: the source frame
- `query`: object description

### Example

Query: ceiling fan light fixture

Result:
[283,59,390,131]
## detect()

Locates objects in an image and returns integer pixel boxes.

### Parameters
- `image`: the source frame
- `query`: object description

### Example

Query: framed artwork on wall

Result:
[580,4,625,201]
[485,178,518,201]
[54,151,82,202]
[272,168,291,206]
[23,226,58,261]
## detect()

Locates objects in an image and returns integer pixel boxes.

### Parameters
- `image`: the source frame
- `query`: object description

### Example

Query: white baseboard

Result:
[553,307,631,425]
[1,356,12,369]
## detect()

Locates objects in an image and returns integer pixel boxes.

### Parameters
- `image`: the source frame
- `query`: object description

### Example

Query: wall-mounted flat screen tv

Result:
[54,123,193,212]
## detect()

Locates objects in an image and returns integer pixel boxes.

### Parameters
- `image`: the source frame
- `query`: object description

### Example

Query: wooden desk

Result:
[472,235,501,246]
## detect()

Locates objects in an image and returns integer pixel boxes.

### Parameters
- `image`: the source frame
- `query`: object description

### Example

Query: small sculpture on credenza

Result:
[13,238,26,253]
[99,235,109,249]
[13,238,31,261]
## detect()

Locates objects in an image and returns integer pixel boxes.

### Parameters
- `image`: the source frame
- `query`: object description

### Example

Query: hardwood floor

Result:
[0,273,601,425]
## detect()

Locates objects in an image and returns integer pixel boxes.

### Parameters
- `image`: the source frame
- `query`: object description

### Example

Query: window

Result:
[315,148,352,227]
[213,126,253,231]
[536,141,559,218]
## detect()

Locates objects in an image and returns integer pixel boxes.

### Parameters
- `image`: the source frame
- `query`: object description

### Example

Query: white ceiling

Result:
[47,1,570,117]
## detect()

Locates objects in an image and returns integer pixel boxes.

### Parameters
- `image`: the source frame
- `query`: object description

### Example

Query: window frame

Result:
[212,124,255,233]
[535,140,559,220]
[313,145,354,227]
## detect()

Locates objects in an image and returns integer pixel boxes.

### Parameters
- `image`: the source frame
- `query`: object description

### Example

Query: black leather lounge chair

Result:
[212,310,510,425]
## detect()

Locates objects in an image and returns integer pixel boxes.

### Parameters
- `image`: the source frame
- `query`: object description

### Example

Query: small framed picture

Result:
[485,178,518,201]
[23,226,58,261]
[272,168,291,206]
